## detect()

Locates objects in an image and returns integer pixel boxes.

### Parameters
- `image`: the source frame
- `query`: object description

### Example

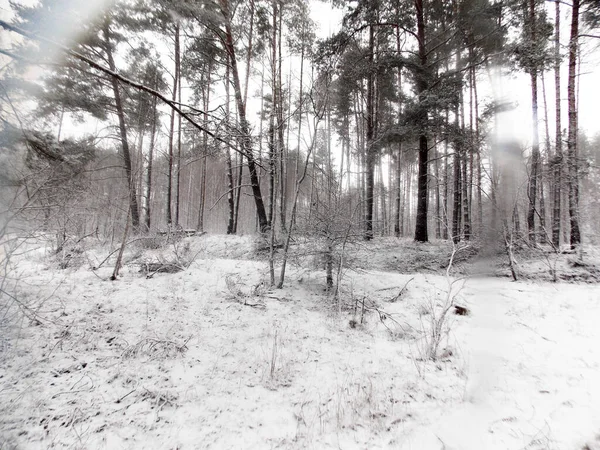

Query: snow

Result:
[1,234,600,449]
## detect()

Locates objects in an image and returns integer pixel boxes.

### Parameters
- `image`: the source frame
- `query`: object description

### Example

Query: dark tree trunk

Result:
[145,84,158,232]
[267,0,277,229]
[541,73,552,243]
[232,151,243,233]
[394,19,403,238]
[220,0,269,233]
[277,3,287,235]
[232,0,255,234]
[414,0,429,242]
[197,61,212,234]
[472,66,483,235]
[526,0,541,244]
[462,146,471,240]
[567,0,581,248]
[224,62,235,235]
[103,21,140,231]
[552,0,562,247]
[394,145,402,237]
[166,23,180,227]
[175,58,182,227]
[365,24,375,241]
[452,148,462,244]
[434,142,441,239]
[443,110,450,240]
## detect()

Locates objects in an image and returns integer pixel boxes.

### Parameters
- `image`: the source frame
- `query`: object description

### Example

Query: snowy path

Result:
[403,278,600,450]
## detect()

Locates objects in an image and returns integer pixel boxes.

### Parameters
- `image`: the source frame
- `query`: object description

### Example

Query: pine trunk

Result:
[552,0,562,247]
[225,62,235,235]
[166,23,180,227]
[175,51,182,227]
[526,0,541,244]
[414,0,429,242]
[220,0,269,233]
[145,87,158,232]
[365,25,375,241]
[197,62,212,234]
[103,21,140,231]
[567,0,581,248]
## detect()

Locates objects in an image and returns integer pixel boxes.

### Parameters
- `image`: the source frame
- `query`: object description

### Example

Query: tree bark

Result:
[434,141,441,239]
[414,0,429,242]
[220,0,269,233]
[102,20,140,231]
[394,20,403,238]
[277,2,287,234]
[145,79,158,232]
[526,0,541,244]
[452,145,462,244]
[175,50,183,227]
[552,0,562,247]
[166,23,180,227]
[197,61,212,234]
[462,143,471,240]
[224,62,236,234]
[365,24,376,241]
[232,0,254,234]
[267,0,277,229]
[567,0,581,248]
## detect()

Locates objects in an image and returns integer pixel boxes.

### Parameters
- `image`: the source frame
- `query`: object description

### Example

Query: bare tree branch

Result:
[0,19,246,156]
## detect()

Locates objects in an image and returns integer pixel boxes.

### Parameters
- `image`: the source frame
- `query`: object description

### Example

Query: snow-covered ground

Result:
[1,234,599,449]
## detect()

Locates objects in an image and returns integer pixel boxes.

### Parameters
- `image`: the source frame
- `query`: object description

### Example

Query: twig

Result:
[116,385,138,404]
[390,277,415,302]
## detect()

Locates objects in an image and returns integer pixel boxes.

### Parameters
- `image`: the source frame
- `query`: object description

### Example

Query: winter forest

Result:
[2,0,600,448]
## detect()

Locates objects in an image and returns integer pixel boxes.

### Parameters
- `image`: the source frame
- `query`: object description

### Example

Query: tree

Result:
[413,0,430,243]
[552,0,562,247]
[9,0,143,230]
[567,0,582,248]
[218,0,270,233]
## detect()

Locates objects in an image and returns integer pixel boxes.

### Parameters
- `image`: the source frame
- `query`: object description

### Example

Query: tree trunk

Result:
[443,110,450,240]
[567,0,581,248]
[526,0,541,244]
[513,203,521,238]
[541,73,552,243]
[452,146,462,244]
[277,33,312,289]
[197,61,212,234]
[552,0,562,247]
[277,2,287,235]
[394,145,402,237]
[434,141,441,239]
[166,23,180,227]
[175,52,182,227]
[224,62,235,234]
[365,24,375,241]
[103,20,140,231]
[452,54,462,244]
[379,162,387,236]
[471,65,483,236]
[414,0,429,242]
[394,19,403,238]
[267,0,278,229]
[220,0,269,233]
[462,145,471,240]
[145,83,158,232]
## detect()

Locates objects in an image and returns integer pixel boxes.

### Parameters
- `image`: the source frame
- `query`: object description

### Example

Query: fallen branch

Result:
[390,277,414,302]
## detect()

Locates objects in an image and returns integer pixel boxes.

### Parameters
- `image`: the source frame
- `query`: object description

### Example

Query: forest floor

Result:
[1,233,600,449]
